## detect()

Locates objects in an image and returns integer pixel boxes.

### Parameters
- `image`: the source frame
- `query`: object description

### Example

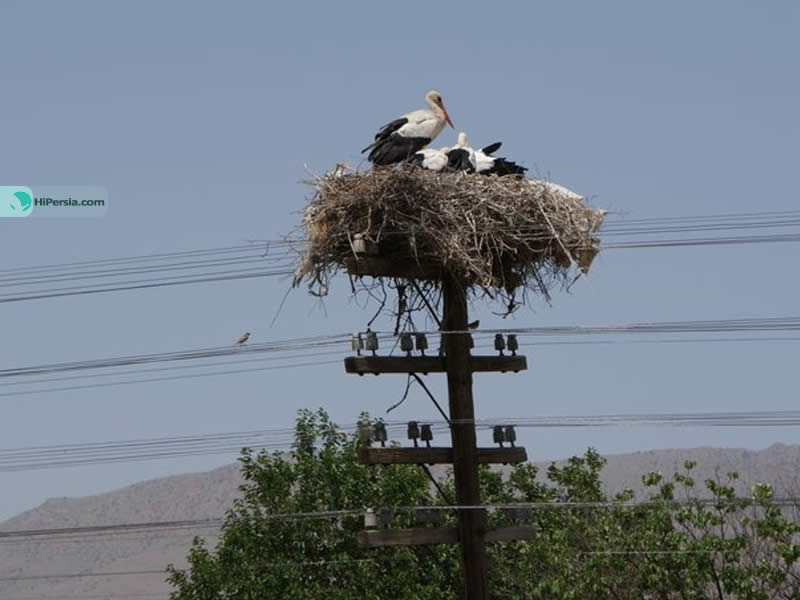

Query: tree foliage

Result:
[168,409,800,599]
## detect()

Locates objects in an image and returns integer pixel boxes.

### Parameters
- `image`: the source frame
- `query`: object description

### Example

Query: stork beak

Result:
[441,103,454,128]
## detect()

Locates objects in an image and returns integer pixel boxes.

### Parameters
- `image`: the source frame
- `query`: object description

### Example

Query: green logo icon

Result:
[13,191,32,212]
[0,186,34,217]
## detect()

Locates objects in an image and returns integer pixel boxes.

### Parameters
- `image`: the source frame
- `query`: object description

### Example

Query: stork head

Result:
[457,132,469,148]
[425,90,454,129]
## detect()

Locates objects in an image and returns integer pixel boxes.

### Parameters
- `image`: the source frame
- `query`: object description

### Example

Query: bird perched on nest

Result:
[472,140,528,176]
[408,146,450,171]
[362,90,454,165]
[446,132,478,172]
[408,132,528,177]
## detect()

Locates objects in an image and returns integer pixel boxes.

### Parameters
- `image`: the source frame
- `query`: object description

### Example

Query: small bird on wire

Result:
[234,332,251,345]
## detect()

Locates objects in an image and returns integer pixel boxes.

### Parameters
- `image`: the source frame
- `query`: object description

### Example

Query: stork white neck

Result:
[423,90,453,128]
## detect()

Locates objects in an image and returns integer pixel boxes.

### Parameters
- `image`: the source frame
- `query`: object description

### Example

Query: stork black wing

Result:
[367,134,431,165]
[446,148,475,172]
[361,118,409,153]
[485,158,528,176]
[480,142,502,156]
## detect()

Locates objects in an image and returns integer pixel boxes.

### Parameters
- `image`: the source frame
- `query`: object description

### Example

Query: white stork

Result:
[529,179,584,202]
[362,90,454,166]
[473,140,527,176]
[408,147,450,171]
[473,141,502,173]
[445,132,478,172]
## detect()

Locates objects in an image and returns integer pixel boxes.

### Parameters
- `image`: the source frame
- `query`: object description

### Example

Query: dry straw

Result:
[294,165,605,301]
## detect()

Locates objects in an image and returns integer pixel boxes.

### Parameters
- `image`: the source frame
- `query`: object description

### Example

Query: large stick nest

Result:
[294,165,605,300]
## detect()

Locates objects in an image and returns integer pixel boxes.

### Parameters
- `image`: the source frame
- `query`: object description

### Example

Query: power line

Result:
[3,209,795,272]
[0,243,267,276]
[1,409,799,472]
[1,209,799,304]
[0,518,223,540]
[0,336,792,400]
[0,569,168,583]
[1,496,796,545]
[602,232,800,249]
[518,335,800,347]
[0,253,291,287]
[4,592,170,600]
[0,318,798,398]
[0,531,208,547]
[0,357,344,400]
[1,541,779,587]
[0,336,795,399]
[0,347,347,388]
[0,332,351,378]
[6,594,167,600]
[0,266,296,304]
[3,317,798,379]
[434,316,800,336]
[0,510,360,543]
[600,208,800,224]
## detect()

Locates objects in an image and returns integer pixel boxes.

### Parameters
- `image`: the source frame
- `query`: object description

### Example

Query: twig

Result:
[411,280,442,329]
[365,279,387,328]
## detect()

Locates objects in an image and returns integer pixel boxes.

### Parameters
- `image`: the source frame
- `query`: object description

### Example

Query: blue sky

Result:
[0,0,798,520]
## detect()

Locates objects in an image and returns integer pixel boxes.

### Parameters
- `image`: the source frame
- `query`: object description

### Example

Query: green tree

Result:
[168,409,800,599]
[168,409,461,599]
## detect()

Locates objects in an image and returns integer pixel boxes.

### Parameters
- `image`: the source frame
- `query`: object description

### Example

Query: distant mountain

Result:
[0,464,243,600]
[549,443,800,498]
[2,444,798,599]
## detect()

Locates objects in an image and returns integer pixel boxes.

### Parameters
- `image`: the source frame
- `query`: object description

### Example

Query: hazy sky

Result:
[1,0,798,521]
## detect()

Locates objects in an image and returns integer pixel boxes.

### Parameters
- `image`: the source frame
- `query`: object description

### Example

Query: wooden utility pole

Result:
[442,273,488,600]
[345,257,528,599]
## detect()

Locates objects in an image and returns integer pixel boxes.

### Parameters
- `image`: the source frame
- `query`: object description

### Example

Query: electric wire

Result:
[6,594,167,600]
[6,595,167,600]
[0,266,297,304]
[0,347,349,388]
[0,335,795,399]
[1,496,797,544]
[0,253,291,286]
[1,318,799,398]
[1,409,799,473]
[0,543,777,587]
[4,317,799,380]
[0,357,343,400]
[2,210,800,304]
[0,333,353,378]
